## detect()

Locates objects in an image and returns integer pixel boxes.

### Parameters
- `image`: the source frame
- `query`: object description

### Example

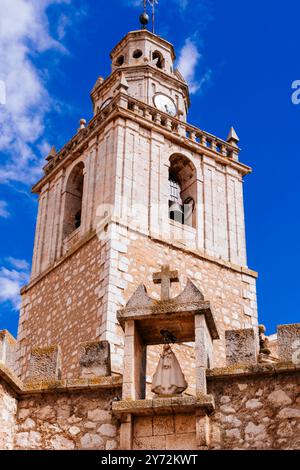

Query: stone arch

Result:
[152,50,164,69]
[63,162,85,239]
[168,153,197,228]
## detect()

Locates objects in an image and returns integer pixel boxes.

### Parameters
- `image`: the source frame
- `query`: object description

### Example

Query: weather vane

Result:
[139,0,159,34]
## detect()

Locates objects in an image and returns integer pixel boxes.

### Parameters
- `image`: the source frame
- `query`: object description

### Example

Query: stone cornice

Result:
[0,363,122,397]
[91,64,189,104]
[207,361,300,380]
[21,221,257,297]
[32,93,251,194]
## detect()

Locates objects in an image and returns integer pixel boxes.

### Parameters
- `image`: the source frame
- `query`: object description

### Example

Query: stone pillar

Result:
[79,341,111,378]
[0,330,17,371]
[119,414,133,450]
[122,320,146,400]
[196,409,210,449]
[195,315,209,395]
[26,345,62,382]
[277,324,300,363]
[225,328,258,366]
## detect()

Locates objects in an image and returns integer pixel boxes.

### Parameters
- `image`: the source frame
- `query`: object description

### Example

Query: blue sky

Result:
[0,0,299,337]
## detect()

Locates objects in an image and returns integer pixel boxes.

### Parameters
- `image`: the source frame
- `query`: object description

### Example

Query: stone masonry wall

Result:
[18,236,108,380]
[0,378,17,450]
[133,414,196,450]
[0,368,299,450]
[15,388,121,450]
[208,371,300,450]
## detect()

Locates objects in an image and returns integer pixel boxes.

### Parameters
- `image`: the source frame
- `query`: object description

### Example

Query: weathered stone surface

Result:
[245,399,263,410]
[0,380,17,450]
[79,341,111,378]
[80,433,104,449]
[27,346,61,382]
[208,370,300,450]
[277,324,300,362]
[51,435,75,450]
[0,331,17,372]
[267,390,292,407]
[98,423,117,437]
[13,387,120,450]
[277,408,300,419]
[225,328,258,366]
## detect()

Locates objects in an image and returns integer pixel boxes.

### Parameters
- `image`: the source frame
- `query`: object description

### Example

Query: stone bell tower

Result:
[16,26,258,381]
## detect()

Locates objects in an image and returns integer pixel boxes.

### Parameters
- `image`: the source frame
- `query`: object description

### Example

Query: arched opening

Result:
[133,49,143,59]
[152,51,164,69]
[115,55,125,66]
[63,162,85,239]
[168,154,197,228]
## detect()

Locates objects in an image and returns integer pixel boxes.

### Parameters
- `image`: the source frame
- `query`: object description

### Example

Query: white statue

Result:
[151,344,188,397]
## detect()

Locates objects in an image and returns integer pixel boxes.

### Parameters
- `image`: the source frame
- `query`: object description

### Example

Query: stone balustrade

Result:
[43,92,240,177]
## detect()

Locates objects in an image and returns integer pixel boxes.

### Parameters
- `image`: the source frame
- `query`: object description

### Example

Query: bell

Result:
[169,201,184,224]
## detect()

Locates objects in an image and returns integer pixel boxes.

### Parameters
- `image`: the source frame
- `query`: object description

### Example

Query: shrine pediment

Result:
[117,275,219,343]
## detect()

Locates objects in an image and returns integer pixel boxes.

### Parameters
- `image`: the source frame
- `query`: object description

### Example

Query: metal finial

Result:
[140,0,149,29]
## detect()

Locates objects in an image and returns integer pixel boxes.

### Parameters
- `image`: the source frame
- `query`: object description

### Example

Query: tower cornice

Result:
[110,30,176,62]
[33,92,251,194]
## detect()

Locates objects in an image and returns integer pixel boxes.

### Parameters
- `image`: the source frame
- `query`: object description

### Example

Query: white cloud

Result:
[177,38,211,94]
[0,200,10,218]
[0,0,78,186]
[6,257,30,271]
[0,259,30,310]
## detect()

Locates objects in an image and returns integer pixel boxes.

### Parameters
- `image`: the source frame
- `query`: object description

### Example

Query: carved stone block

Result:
[225,328,258,366]
[79,341,111,378]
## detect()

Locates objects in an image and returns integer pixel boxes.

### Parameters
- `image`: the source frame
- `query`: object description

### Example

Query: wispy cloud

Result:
[177,38,211,94]
[0,200,10,218]
[0,0,83,186]
[0,258,30,310]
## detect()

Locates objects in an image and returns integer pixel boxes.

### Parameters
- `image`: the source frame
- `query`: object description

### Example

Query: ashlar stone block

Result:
[79,341,111,378]
[277,324,300,363]
[27,345,62,381]
[225,328,258,366]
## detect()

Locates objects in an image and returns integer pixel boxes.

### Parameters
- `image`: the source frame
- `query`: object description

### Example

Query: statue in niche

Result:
[151,343,188,397]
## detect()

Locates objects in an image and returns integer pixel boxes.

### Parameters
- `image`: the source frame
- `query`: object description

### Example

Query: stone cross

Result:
[153,265,179,301]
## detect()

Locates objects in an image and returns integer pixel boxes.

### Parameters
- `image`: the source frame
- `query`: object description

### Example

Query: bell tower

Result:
[91,29,190,121]
[16,23,258,381]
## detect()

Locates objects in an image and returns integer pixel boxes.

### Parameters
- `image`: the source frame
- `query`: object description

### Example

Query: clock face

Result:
[153,93,177,117]
[99,97,113,111]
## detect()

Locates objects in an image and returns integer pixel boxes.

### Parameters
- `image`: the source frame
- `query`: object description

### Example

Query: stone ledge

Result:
[0,363,122,396]
[112,394,215,418]
[21,219,257,295]
[207,362,300,380]
[0,363,23,394]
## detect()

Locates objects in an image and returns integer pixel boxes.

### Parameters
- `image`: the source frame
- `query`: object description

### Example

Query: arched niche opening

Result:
[63,162,85,239]
[168,154,197,228]
[152,50,164,69]
[115,55,125,66]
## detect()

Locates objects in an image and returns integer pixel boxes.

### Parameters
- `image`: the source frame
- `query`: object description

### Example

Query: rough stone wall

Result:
[15,389,121,450]
[208,372,300,450]
[17,236,108,380]
[0,378,17,450]
[133,414,196,450]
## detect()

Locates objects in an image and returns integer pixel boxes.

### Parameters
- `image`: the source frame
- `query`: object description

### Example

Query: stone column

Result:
[122,320,146,400]
[119,414,133,450]
[195,314,208,395]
